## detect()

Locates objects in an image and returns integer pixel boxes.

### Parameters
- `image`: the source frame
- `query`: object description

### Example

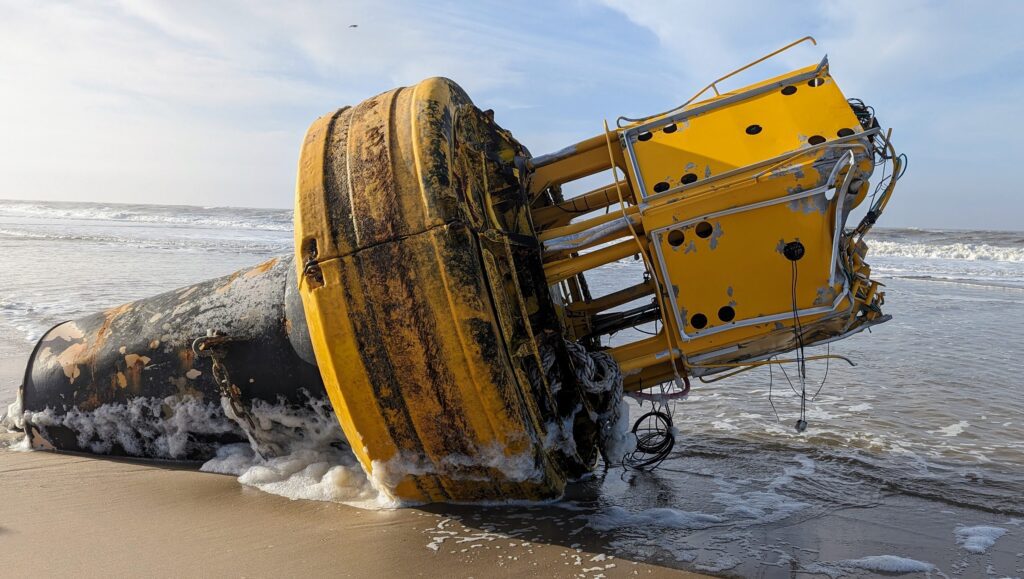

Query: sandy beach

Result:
[0,447,710,578]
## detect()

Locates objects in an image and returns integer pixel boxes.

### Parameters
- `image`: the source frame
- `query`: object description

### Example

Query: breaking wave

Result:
[0,199,292,231]
[869,240,1024,263]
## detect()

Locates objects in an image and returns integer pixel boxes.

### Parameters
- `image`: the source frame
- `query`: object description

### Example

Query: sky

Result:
[1,1,1021,230]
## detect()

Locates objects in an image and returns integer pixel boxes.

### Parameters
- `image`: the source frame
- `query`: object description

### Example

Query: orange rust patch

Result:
[124,353,151,389]
[215,270,242,294]
[243,257,279,279]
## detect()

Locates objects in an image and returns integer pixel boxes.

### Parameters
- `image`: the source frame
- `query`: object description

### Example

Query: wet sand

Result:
[0,447,706,578]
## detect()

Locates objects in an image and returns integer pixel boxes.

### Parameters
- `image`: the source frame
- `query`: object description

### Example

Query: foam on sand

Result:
[588,505,724,531]
[805,555,935,577]
[954,525,1007,554]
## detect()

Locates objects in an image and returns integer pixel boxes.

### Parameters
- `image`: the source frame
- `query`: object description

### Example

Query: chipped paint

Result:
[708,222,724,250]
[788,192,829,215]
[46,323,84,342]
[185,368,202,380]
[56,342,88,383]
[149,339,160,350]
[814,285,839,306]
[683,240,697,254]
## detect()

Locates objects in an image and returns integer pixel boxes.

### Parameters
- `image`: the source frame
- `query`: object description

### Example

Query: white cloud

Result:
[0,0,1020,227]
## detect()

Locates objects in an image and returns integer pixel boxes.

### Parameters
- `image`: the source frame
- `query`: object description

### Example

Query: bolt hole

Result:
[667,230,685,247]
[695,221,713,239]
[718,306,736,322]
[781,85,797,96]
[663,123,677,134]
[808,135,826,146]
[745,124,762,135]
[808,77,825,87]
[653,181,670,193]
[837,128,854,138]
[302,238,318,260]
[680,173,698,185]
[690,313,708,329]
[638,131,653,142]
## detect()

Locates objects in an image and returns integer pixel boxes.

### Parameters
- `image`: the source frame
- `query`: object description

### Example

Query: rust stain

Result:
[177,349,195,373]
[243,257,279,279]
[116,372,128,388]
[215,270,242,294]
[124,353,151,388]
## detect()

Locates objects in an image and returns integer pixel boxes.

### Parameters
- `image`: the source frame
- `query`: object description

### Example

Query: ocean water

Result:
[1,199,1022,576]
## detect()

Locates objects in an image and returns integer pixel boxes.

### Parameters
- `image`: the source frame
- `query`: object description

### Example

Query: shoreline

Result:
[0,447,703,577]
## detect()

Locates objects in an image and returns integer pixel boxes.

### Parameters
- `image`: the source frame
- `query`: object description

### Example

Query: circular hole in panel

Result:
[690,313,708,329]
[781,85,797,96]
[808,77,825,87]
[808,135,827,146]
[664,123,677,134]
[653,181,670,193]
[680,173,698,185]
[667,230,685,247]
[745,124,762,135]
[718,305,736,322]
[837,128,855,138]
[695,221,713,238]
[638,131,653,142]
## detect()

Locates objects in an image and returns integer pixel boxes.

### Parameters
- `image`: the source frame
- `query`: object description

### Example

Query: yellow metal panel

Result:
[295,78,567,503]
[624,65,863,200]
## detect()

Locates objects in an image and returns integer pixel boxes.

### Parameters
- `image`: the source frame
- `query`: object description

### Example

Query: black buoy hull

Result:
[20,255,326,460]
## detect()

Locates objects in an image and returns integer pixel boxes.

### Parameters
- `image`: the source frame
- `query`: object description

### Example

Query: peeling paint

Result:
[124,354,151,368]
[683,240,697,254]
[708,222,724,250]
[788,192,828,215]
[814,285,838,306]
[56,342,88,383]
[46,323,85,342]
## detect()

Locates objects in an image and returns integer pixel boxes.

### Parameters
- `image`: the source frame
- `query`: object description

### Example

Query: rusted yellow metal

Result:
[295,78,594,503]
[295,42,902,503]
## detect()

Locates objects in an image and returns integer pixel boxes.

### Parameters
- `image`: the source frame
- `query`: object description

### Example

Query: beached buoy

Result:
[16,38,903,503]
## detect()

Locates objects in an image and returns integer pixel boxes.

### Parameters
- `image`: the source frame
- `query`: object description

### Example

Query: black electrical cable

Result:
[623,410,675,470]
